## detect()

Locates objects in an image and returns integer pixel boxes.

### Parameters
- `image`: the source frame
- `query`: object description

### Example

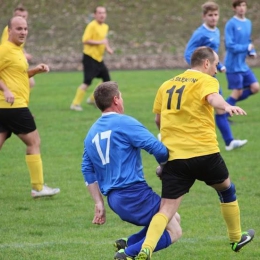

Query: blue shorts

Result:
[226,69,257,90]
[107,182,160,226]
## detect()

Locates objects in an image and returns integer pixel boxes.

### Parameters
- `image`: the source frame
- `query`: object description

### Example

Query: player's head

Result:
[94,6,107,24]
[13,6,28,21]
[94,81,124,113]
[8,16,28,46]
[191,46,219,76]
[232,0,247,17]
[201,2,219,29]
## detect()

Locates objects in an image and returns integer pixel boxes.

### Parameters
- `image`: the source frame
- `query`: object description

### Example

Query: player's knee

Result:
[251,82,260,93]
[217,183,236,203]
[169,225,182,244]
[174,212,181,224]
[167,213,182,243]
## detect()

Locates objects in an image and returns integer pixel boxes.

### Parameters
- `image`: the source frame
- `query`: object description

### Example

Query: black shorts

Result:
[161,153,229,199]
[82,54,110,85]
[0,107,36,139]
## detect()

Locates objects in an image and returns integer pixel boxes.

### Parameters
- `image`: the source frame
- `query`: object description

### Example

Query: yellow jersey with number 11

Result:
[153,69,220,160]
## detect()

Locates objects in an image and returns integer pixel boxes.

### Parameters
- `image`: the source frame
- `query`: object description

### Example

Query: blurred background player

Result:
[1,6,35,89]
[0,16,60,198]
[184,1,247,151]
[224,0,259,107]
[70,6,113,111]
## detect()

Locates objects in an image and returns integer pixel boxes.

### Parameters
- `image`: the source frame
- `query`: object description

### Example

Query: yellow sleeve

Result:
[0,45,8,70]
[82,23,94,43]
[153,85,164,114]
[200,77,219,103]
[1,26,8,45]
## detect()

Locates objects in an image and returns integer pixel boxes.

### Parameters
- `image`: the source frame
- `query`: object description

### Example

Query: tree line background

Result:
[1,0,260,71]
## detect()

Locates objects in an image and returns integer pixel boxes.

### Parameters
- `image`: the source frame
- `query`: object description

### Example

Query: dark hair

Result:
[94,81,120,111]
[232,0,247,8]
[201,1,219,15]
[191,46,216,67]
[14,6,27,12]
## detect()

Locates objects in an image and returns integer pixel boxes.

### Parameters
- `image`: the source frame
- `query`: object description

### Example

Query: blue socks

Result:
[226,96,237,106]
[215,114,233,146]
[226,89,253,105]
[237,89,253,101]
[125,229,171,256]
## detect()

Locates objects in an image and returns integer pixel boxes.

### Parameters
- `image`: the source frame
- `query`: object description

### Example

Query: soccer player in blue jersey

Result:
[224,0,259,106]
[184,1,247,151]
[81,81,182,260]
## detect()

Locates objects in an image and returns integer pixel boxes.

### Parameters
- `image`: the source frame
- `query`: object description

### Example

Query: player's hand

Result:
[220,66,226,73]
[35,64,50,73]
[248,43,254,51]
[106,46,113,54]
[92,202,106,225]
[156,165,163,180]
[225,106,247,117]
[4,89,14,105]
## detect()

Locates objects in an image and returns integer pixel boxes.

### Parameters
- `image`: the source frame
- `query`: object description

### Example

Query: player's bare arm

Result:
[207,92,247,116]
[105,39,113,54]
[28,63,50,78]
[87,182,106,225]
[24,49,32,61]
[0,80,14,105]
[83,38,108,45]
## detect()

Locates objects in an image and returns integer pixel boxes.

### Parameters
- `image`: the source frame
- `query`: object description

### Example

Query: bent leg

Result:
[71,83,89,107]
[125,212,182,257]
[139,197,182,257]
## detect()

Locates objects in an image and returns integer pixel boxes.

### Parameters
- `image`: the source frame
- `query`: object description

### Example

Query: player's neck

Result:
[235,14,246,20]
[203,23,216,30]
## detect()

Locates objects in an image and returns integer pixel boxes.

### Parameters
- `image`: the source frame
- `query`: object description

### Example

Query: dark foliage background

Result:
[1,0,260,70]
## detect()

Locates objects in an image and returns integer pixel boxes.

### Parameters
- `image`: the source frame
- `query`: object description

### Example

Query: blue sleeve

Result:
[184,31,204,65]
[217,62,225,72]
[225,21,249,54]
[81,143,97,185]
[121,116,169,164]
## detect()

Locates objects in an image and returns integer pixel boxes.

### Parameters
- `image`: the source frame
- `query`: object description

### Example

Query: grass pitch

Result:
[0,69,260,259]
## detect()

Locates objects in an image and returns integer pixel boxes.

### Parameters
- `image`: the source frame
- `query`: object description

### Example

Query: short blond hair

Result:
[201,1,219,15]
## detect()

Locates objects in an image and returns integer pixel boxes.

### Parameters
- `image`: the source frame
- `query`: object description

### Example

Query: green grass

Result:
[1,69,260,259]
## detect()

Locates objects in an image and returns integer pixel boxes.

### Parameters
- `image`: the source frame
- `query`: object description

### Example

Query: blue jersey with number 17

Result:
[82,112,168,196]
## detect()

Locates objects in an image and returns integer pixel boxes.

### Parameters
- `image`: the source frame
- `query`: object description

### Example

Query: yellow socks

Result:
[87,81,102,103]
[25,154,44,191]
[72,87,85,105]
[220,201,241,242]
[142,213,169,254]
[87,92,95,103]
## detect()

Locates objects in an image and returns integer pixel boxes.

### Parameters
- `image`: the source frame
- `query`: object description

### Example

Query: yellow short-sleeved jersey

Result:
[153,69,220,160]
[82,20,109,62]
[0,41,29,108]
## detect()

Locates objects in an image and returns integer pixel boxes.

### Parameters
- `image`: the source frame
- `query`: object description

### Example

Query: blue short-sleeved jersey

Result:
[81,112,168,196]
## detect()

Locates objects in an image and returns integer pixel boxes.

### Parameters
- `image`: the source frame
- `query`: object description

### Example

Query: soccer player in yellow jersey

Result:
[0,16,60,198]
[1,6,35,89]
[136,47,254,260]
[70,6,113,111]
